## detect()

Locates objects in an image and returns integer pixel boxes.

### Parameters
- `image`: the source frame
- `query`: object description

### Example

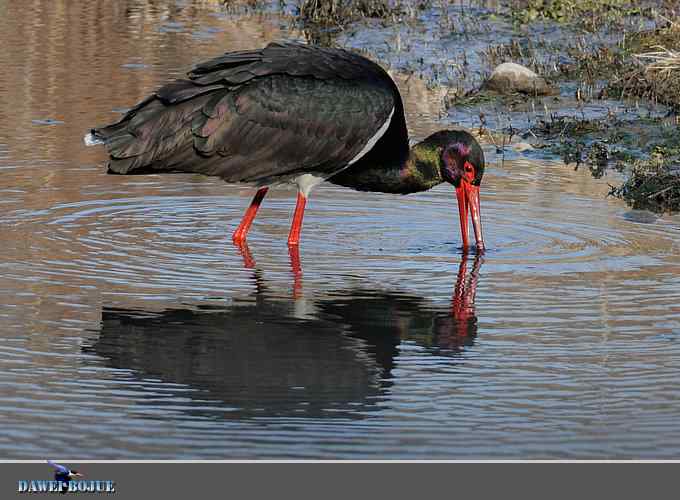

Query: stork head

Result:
[428,130,485,252]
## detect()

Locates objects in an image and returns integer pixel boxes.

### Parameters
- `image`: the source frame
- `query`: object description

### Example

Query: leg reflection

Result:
[288,244,303,298]
[234,239,256,269]
[232,240,303,298]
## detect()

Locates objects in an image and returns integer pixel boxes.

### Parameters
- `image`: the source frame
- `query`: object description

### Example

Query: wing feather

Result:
[90,42,403,182]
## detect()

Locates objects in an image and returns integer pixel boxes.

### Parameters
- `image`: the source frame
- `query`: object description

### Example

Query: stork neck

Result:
[329,139,443,194]
[367,140,443,194]
[400,141,445,192]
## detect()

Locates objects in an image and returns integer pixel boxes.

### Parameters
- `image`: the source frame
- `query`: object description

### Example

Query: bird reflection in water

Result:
[234,238,482,349]
[85,253,482,419]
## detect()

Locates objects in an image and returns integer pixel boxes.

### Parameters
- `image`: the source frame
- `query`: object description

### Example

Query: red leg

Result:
[287,192,307,246]
[232,187,268,243]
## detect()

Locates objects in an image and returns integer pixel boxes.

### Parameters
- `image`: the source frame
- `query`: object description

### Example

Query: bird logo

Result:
[47,460,83,494]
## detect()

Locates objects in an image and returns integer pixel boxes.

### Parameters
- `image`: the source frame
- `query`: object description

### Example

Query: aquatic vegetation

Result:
[532,114,605,139]
[508,0,646,31]
[297,0,405,25]
[611,155,680,212]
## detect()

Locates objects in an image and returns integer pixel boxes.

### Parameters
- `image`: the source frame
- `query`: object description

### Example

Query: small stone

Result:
[512,142,534,152]
[483,62,556,96]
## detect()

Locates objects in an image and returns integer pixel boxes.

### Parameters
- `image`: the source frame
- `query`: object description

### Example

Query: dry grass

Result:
[597,20,680,108]
[635,46,680,77]
[298,0,400,25]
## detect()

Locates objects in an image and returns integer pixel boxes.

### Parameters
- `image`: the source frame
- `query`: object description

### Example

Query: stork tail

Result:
[83,130,105,146]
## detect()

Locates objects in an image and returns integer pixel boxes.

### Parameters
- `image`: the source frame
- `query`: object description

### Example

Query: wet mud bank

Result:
[276,0,680,212]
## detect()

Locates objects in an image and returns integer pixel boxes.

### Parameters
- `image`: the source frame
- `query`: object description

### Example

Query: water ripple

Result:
[1,0,680,459]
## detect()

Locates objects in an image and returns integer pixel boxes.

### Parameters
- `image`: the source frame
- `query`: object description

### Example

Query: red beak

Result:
[455,181,484,253]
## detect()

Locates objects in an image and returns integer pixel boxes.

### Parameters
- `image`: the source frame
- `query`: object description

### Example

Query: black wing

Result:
[90,41,404,185]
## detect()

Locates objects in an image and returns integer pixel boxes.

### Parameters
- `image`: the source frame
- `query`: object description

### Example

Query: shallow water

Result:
[1,0,680,459]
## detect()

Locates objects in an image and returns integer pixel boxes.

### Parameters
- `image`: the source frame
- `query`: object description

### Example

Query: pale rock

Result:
[484,62,556,96]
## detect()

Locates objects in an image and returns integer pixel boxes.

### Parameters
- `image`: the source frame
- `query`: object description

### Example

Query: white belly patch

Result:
[293,107,395,197]
[295,173,326,197]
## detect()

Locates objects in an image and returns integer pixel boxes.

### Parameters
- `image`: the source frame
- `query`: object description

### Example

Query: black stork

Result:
[85,41,485,251]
